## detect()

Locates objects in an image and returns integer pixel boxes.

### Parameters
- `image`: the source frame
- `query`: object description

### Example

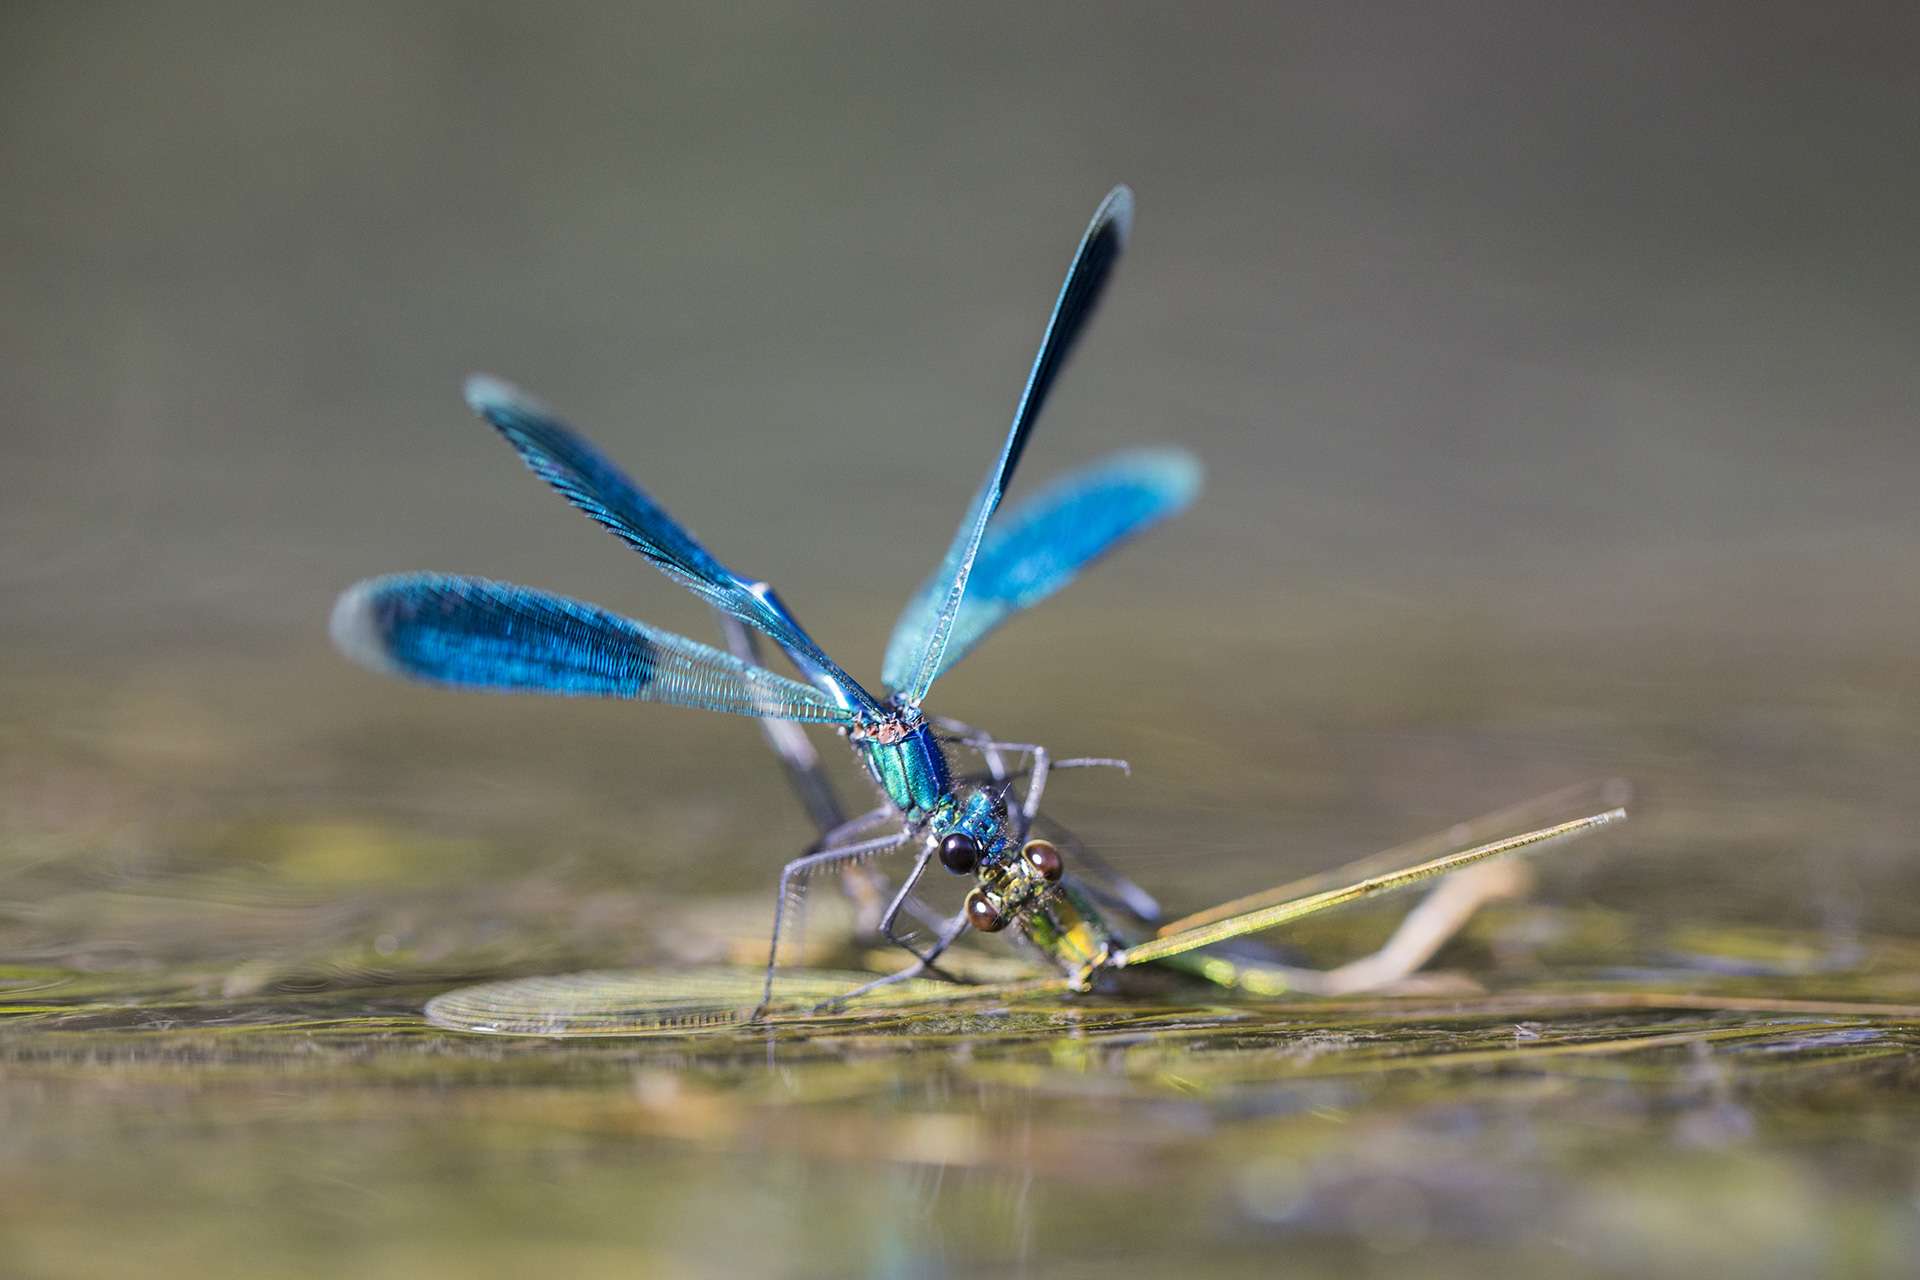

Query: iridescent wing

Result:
[882,447,1200,691]
[884,186,1134,707]
[464,376,882,721]
[330,574,857,724]
[1114,810,1627,969]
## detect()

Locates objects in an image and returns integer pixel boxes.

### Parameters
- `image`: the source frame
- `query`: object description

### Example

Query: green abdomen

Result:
[1020,885,1116,983]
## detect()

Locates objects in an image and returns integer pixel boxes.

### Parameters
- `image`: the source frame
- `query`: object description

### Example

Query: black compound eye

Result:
[1022,839,1063,882]
[965,889,1006,932]
[939,832,980,874]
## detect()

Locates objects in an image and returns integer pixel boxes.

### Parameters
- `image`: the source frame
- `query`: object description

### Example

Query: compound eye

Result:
[938,832,980,874]
[1022,839,1064,882]
[965,889,1007,932]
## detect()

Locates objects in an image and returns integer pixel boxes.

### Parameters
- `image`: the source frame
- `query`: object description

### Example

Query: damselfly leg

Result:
[931,715,1130,823]
[758,824,915,1015]
[827,909,975,1008]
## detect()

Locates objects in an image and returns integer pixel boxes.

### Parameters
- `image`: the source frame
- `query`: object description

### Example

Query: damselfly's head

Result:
[962,839,1065,935]
[927,785,1014,878]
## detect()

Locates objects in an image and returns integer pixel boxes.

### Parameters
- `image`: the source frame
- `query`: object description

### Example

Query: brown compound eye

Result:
[965,889,1006,932]
[1021,839,1063,882]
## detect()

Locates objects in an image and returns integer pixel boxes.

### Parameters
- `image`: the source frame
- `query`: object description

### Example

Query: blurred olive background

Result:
[6,0,1920,929]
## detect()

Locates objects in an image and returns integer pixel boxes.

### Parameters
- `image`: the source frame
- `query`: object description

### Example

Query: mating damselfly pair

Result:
[333,186,1625,1023]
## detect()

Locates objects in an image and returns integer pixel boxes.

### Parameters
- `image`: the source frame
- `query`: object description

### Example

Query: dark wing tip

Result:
[1096,185,1135,249]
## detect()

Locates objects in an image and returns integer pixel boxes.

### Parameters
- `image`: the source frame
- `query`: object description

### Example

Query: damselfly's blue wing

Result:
[882,449,1200,689]
[464,376,882,721]
[883,186,1134,707]
[331,574,857,724]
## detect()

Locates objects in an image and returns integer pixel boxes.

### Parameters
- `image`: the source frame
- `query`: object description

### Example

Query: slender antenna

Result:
[1113,809,1625,970]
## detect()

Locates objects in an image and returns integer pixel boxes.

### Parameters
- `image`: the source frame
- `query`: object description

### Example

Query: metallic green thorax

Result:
[856,720,953,821]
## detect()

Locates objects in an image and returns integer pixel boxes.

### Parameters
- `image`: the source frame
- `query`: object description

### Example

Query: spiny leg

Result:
[869,843,969,980]
[1020,744,1051,821]
[720,610,904,930]
[826,908,974,1008]
[809,803,902,858]
[803,803,954,940]
[981,741,1130,821]
[928,714,991,744]
[930,715,1012,782]
[757,825,914,1016]
[811,803,901,849]
[940,728,1130,822]
[1027,754,1129,820]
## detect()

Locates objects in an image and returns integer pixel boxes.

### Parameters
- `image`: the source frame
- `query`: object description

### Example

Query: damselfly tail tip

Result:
[328,578,402,678]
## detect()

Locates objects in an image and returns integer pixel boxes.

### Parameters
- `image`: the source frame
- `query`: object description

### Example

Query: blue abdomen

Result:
[861,722,951,820]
